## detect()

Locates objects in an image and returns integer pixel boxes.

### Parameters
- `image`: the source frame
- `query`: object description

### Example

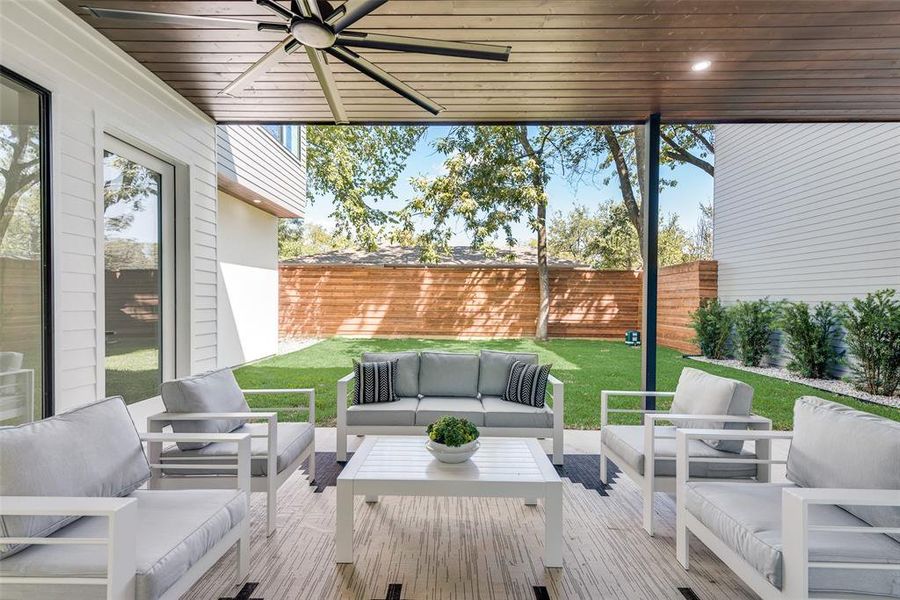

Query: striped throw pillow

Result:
[353,359,399,405]
[503,361,552,408]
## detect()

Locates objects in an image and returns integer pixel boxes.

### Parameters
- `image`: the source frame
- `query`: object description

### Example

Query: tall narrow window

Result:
[103,138,174,404]
[0,68,51,424]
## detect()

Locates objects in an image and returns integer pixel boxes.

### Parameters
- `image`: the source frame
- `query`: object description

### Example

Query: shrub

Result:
[780,301,842,379]
[841,289,900,396]
[731,299,780,367]
[426,416,480,447]
[690,298,732,359]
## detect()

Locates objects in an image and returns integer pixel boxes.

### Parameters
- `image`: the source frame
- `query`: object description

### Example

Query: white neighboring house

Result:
[713,122,900,369]
[0,1,303,424]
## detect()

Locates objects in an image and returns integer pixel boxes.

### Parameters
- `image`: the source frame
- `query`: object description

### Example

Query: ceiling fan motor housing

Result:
[290,19,336,49]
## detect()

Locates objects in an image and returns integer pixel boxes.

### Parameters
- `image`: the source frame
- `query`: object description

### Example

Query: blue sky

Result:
[304,126,714,245]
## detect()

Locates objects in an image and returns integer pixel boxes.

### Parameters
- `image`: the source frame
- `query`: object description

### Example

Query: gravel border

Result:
[687,356,900,409]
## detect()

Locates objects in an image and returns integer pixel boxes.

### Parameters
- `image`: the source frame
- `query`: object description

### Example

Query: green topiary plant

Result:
[426,416,480,447]
[731,299,781,367]
[690,298,732,359]
[841,289,900,396]
[780,301,843,379]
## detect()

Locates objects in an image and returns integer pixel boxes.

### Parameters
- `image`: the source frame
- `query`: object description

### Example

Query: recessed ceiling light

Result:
[691,60,712,72]
[252,199,262,204]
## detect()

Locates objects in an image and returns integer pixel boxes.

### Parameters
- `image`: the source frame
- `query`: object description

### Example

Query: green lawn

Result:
[233,338,899,430]
[105,338,161,405]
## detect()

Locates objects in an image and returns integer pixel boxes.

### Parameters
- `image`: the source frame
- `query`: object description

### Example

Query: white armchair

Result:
[600,367,772,536]
[676,397,900,600]
[149,369,315,536]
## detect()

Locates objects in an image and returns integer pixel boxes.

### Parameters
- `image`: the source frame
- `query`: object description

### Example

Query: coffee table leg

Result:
[544,481,563,568]
[365,495,378,503]
[336,480,353,563]
[524,498,538,506]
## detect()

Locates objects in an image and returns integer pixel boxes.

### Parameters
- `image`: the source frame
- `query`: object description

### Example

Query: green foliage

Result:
[780,302,842,379]
[841,289,900,396]
[731,299,781,367]
[426,416,480,447]
[305,125,424,250]
[690,298,732,359]
[278,220,353,260]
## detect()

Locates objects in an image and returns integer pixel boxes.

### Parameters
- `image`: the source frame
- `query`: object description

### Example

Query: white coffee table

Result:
[335,436,563,568]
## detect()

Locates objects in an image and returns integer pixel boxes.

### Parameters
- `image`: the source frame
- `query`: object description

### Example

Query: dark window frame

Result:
[0,66,53,418]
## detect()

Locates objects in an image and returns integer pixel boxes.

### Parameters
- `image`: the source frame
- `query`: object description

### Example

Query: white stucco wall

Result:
[714,122,900,305]
[217,191,279,367]
[1,1,219,412]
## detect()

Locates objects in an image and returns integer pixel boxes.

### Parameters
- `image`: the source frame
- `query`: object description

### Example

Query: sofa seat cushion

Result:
[0,489,247,600]
[685,482,900,596]
[481,396,553,429]
[0,397,150,559]
[601,425,758,478]
[418,352,480,397]
[347,397,419,426]
[415,396,484,426]
[478,350,539,397]
[362,352,419,397]
[161,422,313,477]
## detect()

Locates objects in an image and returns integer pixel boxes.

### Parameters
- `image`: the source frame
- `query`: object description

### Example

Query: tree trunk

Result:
[535,198,550,340]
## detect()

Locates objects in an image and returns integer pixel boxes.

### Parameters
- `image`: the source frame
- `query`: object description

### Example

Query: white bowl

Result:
[425,439,480,463]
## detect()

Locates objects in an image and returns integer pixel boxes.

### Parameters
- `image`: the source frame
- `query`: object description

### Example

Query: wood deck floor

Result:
[184,454,757,600]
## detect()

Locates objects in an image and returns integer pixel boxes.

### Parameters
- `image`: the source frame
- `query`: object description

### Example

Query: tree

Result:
[0,123,41,249]
[689,201,714,260]
[397,125,557,339]
[556,124,714,264]
[305,125,425,250]
[104,238,158,270]
[278,220,353,259]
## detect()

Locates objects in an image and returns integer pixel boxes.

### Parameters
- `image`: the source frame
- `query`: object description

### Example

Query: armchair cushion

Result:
[161,422,314,477]
[160,369,250,451]
[787,396,900,542]
[0,396,150,559]
[418,352,480,397]
[478,350,538,397]
[0,489,247,600]
[362,351,419,397]
[601,425,758,479]
[670,367,753,453]
[685,481,900,596]
[415,396,485,426]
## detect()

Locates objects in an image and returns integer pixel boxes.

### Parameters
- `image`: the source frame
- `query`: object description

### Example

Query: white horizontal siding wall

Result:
[714,123,900,305]
[1,1,219,412]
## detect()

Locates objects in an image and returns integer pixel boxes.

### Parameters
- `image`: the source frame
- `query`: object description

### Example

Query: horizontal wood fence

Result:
[280,260,717,353]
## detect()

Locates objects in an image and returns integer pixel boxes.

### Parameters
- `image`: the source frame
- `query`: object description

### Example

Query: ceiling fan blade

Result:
[81,6,261,29]
[326,46,443,115]
[306,48,349,124]
[220,36,296,97]
[325,0,388,33]
[256,0,297,21]
[297,0,323,20]
[336,32,511,62]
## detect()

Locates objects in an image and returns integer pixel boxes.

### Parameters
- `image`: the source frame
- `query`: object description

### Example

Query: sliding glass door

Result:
[103,137,174,404]
[0,68,51,424]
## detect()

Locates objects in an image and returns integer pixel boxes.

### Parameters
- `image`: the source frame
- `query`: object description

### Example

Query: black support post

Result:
[641,113,661,409]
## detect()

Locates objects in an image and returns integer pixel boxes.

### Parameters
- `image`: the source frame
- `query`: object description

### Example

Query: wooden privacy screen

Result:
[279,260,716,353]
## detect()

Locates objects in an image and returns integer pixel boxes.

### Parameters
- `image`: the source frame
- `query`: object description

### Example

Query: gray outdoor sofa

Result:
[336,350,564,464]
[676,396,900,599]
[0,396,251,600]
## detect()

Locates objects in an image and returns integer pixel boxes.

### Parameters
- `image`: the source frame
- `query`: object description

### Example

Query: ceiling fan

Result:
[83,0,512,123]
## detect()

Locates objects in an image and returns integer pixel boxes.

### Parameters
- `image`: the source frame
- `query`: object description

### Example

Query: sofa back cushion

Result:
[160,368,250,451]
[670,367,754,454]
[419,351,480,397]
[478,350,539,397]
[362,351,419,397]
[787,396,900,542]
[0,396,150,558]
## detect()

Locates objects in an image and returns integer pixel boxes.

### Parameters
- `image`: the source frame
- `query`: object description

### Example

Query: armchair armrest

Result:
[644,413,772,427]
[600,389,675,426]
[0,496,138,596]
[148,411,276,422]
[336,372,355,428]
[241,388,315,424]
[141,432,252,494]
[674,428,792,489]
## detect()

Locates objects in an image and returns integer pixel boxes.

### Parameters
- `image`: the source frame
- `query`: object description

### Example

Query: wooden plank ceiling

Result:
[63,0,900,124]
